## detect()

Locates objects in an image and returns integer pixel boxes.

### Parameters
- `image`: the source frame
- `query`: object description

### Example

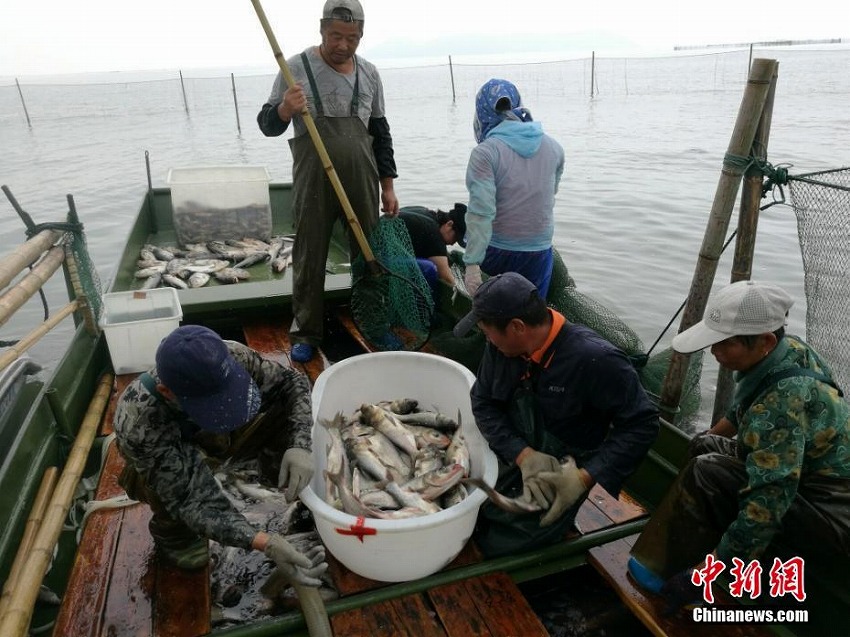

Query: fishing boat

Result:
[1,57,846,637]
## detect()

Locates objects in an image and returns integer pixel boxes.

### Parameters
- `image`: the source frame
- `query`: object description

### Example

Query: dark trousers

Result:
[631,433,850,578]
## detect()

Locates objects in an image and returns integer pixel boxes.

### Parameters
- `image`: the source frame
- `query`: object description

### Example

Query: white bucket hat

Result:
[672,280,794,353]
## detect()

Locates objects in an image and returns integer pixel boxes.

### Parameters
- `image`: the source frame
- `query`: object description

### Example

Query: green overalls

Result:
[289,52,379,347]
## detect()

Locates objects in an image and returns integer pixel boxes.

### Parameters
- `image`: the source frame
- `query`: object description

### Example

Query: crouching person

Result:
[454,273,659,556]
[628,281,850,613]
[113,325,325,584]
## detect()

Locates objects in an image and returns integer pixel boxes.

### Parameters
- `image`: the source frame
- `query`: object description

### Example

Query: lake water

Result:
[2,46,849,426]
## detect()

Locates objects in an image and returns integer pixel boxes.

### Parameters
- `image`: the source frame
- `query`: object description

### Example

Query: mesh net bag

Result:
[350,217,434,351]
[789,167,850,394]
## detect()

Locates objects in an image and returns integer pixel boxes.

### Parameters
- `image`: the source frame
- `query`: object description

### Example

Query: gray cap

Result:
[672,280,794,353]
[453,272,540,337]
[323,0,365,21]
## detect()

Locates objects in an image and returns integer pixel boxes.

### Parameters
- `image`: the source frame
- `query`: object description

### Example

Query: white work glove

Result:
[532,457,589,527]
[517,449,560,507]
[264,534,327,587]
[278,448,313,502]
[464,264,482,296]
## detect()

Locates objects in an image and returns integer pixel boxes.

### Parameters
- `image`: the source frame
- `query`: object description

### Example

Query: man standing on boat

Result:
[628,280,850,612]
[113,326,325,583]
[454,273,659,556]
[257,0,399,363]
[462,79,564,299]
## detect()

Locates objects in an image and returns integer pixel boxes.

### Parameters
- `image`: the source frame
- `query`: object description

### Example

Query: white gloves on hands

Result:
[464,264,482,297]
[532,457,589,527]
[264,534,327,587]
[517,449,561,508]
[278,448,313,502]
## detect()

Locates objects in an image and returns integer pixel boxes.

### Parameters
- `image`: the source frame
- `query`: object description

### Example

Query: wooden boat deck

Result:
[54,316,651,637]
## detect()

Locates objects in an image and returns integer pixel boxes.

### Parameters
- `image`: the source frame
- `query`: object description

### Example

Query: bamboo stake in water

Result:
[448,55,456,104]
[231,73,242,134]
[711,62,779,423]
[659,58,779,423]
[15,79,32,128]
[179,70,189,114]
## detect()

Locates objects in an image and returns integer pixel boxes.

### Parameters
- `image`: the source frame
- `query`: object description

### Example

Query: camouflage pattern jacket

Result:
[113,341,313,549]
[718,335,850,562]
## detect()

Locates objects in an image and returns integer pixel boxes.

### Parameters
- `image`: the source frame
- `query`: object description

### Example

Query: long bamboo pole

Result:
[711,63,779,423]
[658,58,779,423]
[0,246,66,328]
[0,230,62,291]
[249,0,376,267]
[0,373,113,637]
[0,299,81,373]
[0,468,59,621]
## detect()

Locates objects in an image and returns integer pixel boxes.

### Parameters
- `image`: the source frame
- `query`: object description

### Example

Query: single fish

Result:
[360,404,418,457]
[162,273,189,289]
[384,481,441,514]
[462,477,542,514]
[234,251,270,269]
[183,258,230,273]
[135,266,166,278]
[214,267,251,284]
[402,463,465,502]
[445,427,470,478]
[393,410,458,431]
[403,424,451,450]
[187,272,210,288]
[441,483,468,509]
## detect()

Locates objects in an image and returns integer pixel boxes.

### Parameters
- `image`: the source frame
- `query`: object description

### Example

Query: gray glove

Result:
[533,457,589,527]
[279,448,313,502]
[517,449,560,507]
[264,535,327,587]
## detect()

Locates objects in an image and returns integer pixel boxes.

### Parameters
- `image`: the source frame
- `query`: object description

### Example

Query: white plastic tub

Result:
[99,288,182,374]
[300,351,498,582]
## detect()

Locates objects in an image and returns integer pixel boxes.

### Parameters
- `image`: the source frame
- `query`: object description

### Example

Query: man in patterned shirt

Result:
[628,280,850,610]
[114,325,325,583]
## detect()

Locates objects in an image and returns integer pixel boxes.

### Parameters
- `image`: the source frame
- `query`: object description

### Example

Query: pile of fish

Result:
[134,236,294,290]
[321,398,472,519]
[209,459,336,628]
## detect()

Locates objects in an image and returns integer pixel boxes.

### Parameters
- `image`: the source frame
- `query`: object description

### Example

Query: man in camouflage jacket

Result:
[113,325,324,581]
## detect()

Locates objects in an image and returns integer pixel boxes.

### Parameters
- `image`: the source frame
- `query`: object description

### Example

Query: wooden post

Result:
[658,58,779,423]
[590,51,596,98]
[231,73,242,134]
[711,62,779,423]
[179,70,189,114]
[14,79,32,128]
[448,56,456,104]
[748,43,754,72]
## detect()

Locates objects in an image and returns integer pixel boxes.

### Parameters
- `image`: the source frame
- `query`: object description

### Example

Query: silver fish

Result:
[214,268,251,284]
[162,273,189,289]
[360,404,418,457]
[187,272,210,288]
[401,463,465,502]
[441,483,468,509]
[393,410,458,431]
[403,424,451,450]
[384,481,441,514]
[135,266,167,278]
[184,258,230,273]
[445,427,470,478]
[379,398,419,415]
[462,477,542,514]
[233,252,270,269]
[140,272,163,290]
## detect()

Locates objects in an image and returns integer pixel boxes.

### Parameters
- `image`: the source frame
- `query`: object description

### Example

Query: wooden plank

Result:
[53,444,126,637]
[464,572,549,637]
[364,599,414,636]
[331,607,371,636]
[388,594,446,637]
[587,485,647,525]
[154,561,211,637]
[588,536,775,637]
[429,580,492,637]
[100,373,137,436]
[98,503,155,636]
[242,317,329,383]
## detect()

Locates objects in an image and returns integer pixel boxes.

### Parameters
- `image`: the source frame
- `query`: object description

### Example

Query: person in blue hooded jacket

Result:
[463,78,565,299]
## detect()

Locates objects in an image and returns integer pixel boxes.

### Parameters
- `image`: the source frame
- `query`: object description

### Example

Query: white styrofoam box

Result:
[300,351,498,582]
[99,288,182,374]
[166,165,272,245]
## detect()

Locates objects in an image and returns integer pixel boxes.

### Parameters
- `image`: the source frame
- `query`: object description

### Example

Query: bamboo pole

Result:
[590,51,596,98]
[0,468,59,621]
[231,73,242,134]
[658,58,779,423]
[448,55,456,104]
[179,70,189,114]
[711,63,779,423]
[0,373,113,637]
[0,246,66,328]
[0,299,81,373]
[15,79,32,128]
[250,0,377,267]
[0,230,62,291]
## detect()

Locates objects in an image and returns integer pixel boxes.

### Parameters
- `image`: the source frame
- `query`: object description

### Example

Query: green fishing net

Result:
[350,217,435,351]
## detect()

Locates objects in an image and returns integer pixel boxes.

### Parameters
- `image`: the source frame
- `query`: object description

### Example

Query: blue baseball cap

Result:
[453,272,540,337]
[156,325,261,433]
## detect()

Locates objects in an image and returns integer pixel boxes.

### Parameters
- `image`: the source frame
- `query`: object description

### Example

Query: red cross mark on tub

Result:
[336,516,377,543]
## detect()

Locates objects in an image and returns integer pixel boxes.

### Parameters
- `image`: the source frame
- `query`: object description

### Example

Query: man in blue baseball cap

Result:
[456,272,659,557]
[113,325,325,583]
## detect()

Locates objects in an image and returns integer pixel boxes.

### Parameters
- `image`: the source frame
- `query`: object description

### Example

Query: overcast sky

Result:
[2,0,847,77]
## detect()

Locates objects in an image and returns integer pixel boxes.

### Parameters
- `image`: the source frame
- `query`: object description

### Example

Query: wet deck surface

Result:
[55,316,651,636]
